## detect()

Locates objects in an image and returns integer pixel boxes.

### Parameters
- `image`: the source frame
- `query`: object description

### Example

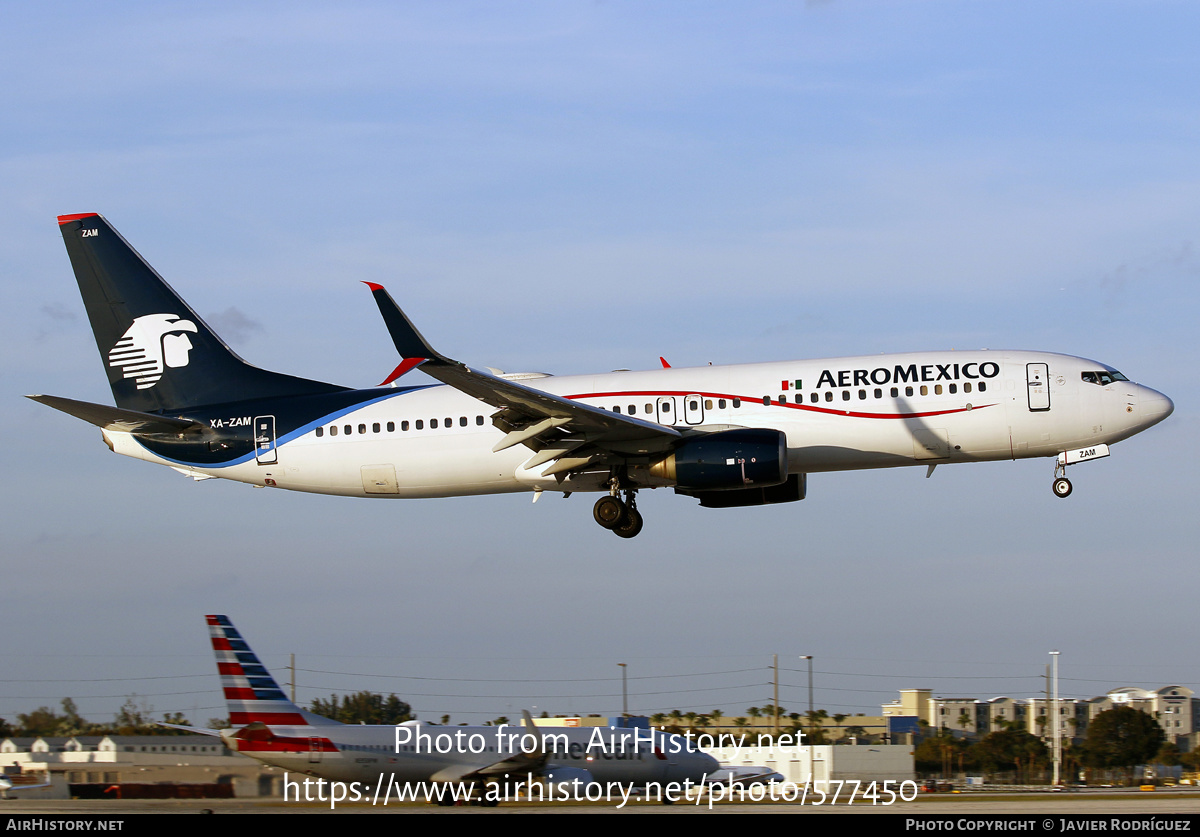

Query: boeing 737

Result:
[181,615,718,804]
[32,214,1174,537]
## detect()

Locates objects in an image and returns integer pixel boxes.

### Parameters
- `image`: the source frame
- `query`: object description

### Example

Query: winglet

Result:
[361,282,445,363]
[379,356,427,386]
[659,356,671,368]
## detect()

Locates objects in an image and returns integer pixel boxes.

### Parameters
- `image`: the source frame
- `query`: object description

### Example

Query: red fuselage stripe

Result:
[565,389,995,420]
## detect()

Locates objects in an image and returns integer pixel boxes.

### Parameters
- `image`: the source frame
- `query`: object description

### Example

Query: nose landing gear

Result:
[1052,461,1073,498]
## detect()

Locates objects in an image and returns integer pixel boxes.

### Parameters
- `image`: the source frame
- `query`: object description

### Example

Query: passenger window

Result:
[905,386,914,397]
[358,424,366,434]
[920,386,928,396]
[645,403,653,413]
[316,426,324,437]
[718,399,727,409]
[705,399,713,409]
[934,385,942,396]
[732,398,741,408]
[858,390,866,400]
[445,417,451,427]
[387,421,395,432]
[401,421,409,431]
[460,416,467,426]
[629,405,637,414]
[476,415,484,425]
[431,419,438,429]
[842,391,850,401]
[964,382,972,394]
[979,381,987,392]
[415,420,423,430]
[372,423,380,433]
[890,387,898,397]
[614,406,621,414]
[874,388,882,399]
[344,424,352,435]
[949,384,957,394]
[811,393,818,403]
[763,396,770,406]
[825,392,833,402]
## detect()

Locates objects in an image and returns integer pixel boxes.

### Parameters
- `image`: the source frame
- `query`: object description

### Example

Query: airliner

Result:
[0,773,53,799]
[181,615,718,804]
[31,213,1174,537]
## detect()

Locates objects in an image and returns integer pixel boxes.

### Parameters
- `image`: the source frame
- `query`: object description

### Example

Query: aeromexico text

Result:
[815,361,1000,389]
[397,725,806,757]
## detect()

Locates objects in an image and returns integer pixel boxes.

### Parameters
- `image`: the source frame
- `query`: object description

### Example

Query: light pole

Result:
[1050,651,1061,786]
[800,655,813,739]
[618,663,628,722]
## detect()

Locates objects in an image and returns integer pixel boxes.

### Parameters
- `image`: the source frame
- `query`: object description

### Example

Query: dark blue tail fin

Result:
[57,214,345,413]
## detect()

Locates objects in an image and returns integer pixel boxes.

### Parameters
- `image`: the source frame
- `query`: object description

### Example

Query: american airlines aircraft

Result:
[32,214,1174,537]
[185,615,718,804]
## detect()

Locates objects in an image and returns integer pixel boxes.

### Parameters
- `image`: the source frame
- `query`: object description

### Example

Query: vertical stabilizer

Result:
[58,214,345,413]
[206,615,337,727]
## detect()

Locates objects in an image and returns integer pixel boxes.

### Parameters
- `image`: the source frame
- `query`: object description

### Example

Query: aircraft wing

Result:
[364,284,682,476]
[27,394,206,436]
[431,710,550,782]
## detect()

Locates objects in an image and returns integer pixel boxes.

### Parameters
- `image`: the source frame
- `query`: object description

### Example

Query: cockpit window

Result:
[1082,370,1129,386]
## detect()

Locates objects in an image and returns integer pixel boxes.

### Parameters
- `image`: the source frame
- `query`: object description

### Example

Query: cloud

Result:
[206,307,264,345]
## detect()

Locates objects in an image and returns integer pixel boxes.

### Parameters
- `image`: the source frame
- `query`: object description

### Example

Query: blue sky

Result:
[2,2,1197,728]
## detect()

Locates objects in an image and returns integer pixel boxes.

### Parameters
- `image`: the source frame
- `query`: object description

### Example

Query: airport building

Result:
[881,685,1199,748]
[1,735,280,799]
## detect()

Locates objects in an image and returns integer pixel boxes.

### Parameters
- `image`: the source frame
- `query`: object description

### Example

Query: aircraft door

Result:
[1027,363,1050,412]
[254,415,278,464]
[656,397,678,426]
[683,394,705,425]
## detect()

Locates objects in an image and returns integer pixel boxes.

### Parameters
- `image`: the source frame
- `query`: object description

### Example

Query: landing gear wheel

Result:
[593,495,626,529]
[1052,477,1073,498]
[612,506,644,538]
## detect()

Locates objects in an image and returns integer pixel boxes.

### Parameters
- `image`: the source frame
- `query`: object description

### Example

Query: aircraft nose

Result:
[1140,387,1174,427]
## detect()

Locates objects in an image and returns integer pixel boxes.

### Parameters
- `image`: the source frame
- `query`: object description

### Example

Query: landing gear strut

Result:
[592,478,644,538]
[1052,461,1073,498]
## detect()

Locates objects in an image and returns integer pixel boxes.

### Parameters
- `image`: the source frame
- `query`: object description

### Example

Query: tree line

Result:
[915,706,1200,784]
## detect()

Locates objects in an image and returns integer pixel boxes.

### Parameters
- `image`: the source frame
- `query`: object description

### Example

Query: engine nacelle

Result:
[649,428,787,491]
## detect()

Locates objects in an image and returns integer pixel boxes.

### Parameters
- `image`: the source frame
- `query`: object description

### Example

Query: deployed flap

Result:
[27,394,205,435]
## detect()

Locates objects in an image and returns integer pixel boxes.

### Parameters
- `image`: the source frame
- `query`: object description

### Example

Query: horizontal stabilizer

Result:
[27,394,204,435]
[158,722,221,737]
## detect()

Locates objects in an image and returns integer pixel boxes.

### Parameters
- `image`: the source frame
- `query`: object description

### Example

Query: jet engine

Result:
[649,428,787,490]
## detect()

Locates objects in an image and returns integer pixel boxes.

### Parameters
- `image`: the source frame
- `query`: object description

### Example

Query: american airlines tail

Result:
[207,614,336,729]
[56,214,345,414]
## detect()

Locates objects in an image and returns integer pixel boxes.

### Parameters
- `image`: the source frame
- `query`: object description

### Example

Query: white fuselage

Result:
[104,350,1173,498]
[223,721,717,787]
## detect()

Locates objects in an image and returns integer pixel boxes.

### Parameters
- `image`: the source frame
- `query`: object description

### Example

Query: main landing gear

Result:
[1052,461,1073,498]
[593,481,644,538]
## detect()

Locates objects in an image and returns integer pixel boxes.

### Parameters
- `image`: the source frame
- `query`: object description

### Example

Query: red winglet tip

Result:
[379,356,426,385]
[659,356,671,368]
[362,282,385,291]
[57,213,99,225]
